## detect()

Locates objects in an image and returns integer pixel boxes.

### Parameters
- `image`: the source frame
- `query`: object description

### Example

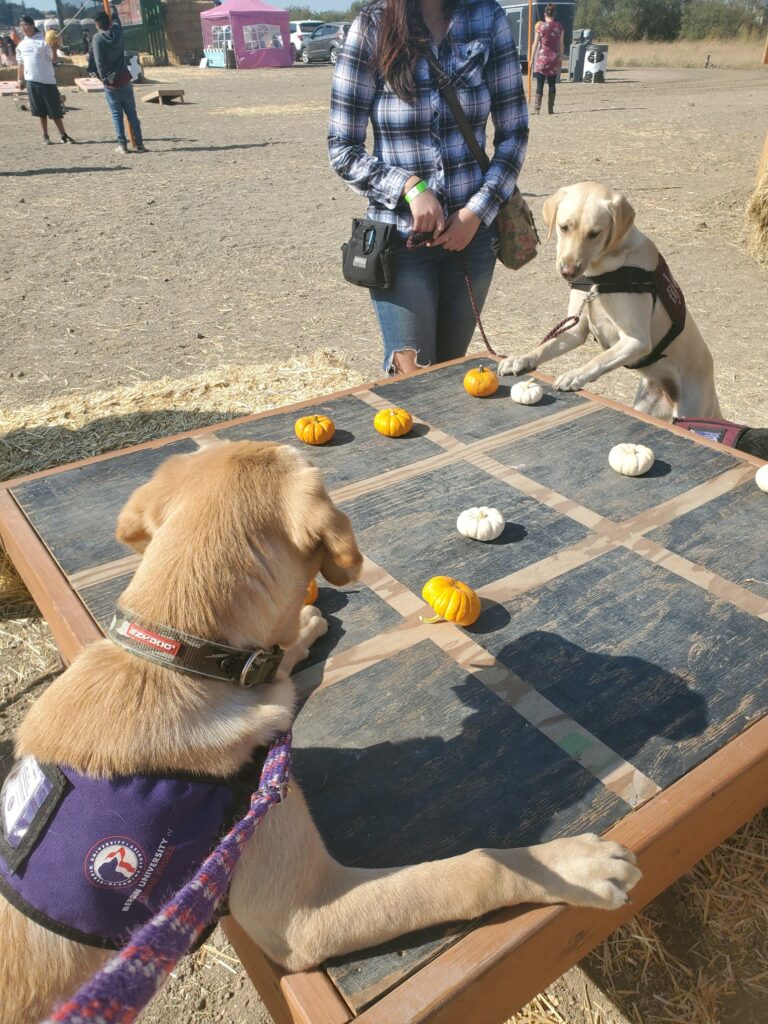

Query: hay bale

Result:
[746,171,768,267]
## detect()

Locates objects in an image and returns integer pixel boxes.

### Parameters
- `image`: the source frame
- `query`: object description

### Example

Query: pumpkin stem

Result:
[419,614,444,624]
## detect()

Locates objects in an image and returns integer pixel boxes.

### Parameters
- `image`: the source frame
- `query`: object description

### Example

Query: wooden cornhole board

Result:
[73,77,104,93]
[1,356,767,1024]
[142,88,185,105]
[0,82,24,96]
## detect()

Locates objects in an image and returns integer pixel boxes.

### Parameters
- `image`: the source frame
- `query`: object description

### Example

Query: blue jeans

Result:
[104,82,143,147]
[371,223,497,372]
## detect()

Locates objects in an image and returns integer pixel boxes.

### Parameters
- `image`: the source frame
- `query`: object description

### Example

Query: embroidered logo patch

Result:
[86,837,146,889]
[125,623,180,657]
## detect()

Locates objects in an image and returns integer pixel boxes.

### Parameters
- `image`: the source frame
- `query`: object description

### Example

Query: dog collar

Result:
[107,606,283,687]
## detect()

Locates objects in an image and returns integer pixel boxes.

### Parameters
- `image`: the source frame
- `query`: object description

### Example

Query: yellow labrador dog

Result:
[500,182,722,419]
[0,441,640,1024]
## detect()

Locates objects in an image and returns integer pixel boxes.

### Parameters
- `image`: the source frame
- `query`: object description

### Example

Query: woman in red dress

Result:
[531,3,564,115]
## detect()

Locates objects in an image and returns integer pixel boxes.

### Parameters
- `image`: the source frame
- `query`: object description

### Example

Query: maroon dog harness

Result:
[570,254,686,369]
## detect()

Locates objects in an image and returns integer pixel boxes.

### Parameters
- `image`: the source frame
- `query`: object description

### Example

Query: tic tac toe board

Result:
[1,356,767,1024]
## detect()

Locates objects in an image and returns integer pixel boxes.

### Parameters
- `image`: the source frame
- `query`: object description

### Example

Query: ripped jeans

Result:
[371,223,497,373]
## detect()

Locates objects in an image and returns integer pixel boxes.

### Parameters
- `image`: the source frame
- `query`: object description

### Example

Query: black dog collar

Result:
[108,606,283,687]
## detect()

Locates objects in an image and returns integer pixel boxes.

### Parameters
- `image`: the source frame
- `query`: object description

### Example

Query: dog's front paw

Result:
[553,369,588,392]
[539,833,641,910]
[299,603,328,642]
[499,355,537,377]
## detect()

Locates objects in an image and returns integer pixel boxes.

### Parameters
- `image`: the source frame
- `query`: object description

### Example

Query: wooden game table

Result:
[1,356,767,1024]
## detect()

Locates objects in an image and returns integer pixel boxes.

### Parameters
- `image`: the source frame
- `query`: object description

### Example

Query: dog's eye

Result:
[587,229,602,239]
[559,224,569,233]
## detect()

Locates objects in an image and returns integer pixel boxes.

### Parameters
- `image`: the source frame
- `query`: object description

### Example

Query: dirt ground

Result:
[1,61,767,1024]
[1,63,766,423]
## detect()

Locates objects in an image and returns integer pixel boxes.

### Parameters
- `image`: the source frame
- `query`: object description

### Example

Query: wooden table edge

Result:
[0,490,102,662]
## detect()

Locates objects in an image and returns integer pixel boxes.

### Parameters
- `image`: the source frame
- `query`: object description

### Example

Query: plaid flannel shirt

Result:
[328,0,528,236]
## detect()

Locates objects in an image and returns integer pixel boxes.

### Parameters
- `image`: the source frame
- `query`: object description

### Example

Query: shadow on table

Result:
[294,631,708,869]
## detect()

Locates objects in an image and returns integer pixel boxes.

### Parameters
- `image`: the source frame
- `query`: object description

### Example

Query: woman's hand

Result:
[431,208,481,251]
[408,189,445,236]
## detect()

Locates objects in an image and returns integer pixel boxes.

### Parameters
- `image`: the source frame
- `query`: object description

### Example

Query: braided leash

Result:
[45,733,293,1024]
[405,233,504,358]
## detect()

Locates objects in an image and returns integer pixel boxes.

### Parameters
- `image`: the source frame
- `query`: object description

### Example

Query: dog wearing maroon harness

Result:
[500,182,722,420]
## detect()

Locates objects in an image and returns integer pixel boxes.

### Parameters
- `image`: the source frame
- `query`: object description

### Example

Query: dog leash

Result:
[405,233,504,358]
[45,733,293,1024]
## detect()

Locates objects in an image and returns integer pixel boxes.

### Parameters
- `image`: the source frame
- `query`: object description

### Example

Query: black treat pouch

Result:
[341,218,396,289]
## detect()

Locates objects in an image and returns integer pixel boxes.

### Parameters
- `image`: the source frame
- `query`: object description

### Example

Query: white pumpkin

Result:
[456,506,505,542]
[510,378,543,405]
[608,443,655,477]
[755,464,768,493]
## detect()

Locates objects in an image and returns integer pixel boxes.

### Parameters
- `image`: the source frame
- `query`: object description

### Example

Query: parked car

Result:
[289,20,322,62]
[301,22,350,65]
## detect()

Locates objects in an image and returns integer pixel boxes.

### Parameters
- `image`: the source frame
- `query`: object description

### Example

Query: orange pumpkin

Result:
[420,576,481,627]
[463,365,499,398]
[294,414,335,446]
[373,407,413,438]
[304,579,319,605]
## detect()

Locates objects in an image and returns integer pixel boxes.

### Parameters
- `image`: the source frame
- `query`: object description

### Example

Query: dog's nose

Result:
[559,261,581,280]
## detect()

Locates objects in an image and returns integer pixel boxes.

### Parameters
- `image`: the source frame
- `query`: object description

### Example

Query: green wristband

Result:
[404,180,428,204]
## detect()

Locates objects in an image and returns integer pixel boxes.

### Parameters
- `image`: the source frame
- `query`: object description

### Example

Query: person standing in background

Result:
[328,0,527,375]
[531,3,563,115]
[16,15,73,144]
[1,34,17,66]
[92,5,146,154]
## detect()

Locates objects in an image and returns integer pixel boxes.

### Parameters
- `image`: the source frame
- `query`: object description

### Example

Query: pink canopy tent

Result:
[200,0,291,69]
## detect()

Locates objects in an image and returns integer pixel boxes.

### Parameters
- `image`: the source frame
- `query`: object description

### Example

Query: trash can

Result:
[568,28,592,81]
[583,44,608,83]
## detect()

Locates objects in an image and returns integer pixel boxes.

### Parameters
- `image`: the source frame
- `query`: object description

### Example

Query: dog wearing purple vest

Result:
[0,441,640,1022]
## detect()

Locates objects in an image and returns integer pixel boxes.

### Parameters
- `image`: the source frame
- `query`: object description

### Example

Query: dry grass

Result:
[2,353,766,1024]
[606,38,765,70]
[0,347,364,482]
[746,172,768,267]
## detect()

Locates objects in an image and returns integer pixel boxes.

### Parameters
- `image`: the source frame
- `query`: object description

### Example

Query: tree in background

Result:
[575,0,764,39]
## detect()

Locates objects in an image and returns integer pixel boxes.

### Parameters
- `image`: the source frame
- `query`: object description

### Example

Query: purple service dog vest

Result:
[0,755,256,949]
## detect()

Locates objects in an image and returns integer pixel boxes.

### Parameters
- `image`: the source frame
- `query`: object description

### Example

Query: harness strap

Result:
[570,263,686,370]
[570,266,658,296]
[625,318,685,370]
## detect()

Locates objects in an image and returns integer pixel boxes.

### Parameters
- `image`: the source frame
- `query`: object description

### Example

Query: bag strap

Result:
[423,49,490,174]
[420,50,503,359]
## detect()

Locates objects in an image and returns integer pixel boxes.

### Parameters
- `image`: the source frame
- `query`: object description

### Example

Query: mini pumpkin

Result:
[463,365,499,398]
[456,506,505,542]
[374,407,413,438]
[294,414,335,446]
[755,464,768,493]
[304,579,319,605]
[510,378,543,405]
[421,576,481,627]
[608,442,655,477]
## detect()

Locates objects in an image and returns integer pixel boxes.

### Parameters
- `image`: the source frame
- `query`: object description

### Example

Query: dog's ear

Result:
[285,459,363,586]
[317,504,363,586]
[115,456,187,552]
[542,188,567,241]
[605,192,635,250]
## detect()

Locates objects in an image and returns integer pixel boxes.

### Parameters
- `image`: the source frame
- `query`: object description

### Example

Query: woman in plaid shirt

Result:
[329,0,528,374]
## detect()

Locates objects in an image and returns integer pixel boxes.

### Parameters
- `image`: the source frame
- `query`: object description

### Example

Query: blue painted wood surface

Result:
[478,546,768,789]
[373,362,586,443]
[647,482,768,599]
[489,407,739,522]
[341,460,588,596]
[218,395,443,490]
[11,441,198,574]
